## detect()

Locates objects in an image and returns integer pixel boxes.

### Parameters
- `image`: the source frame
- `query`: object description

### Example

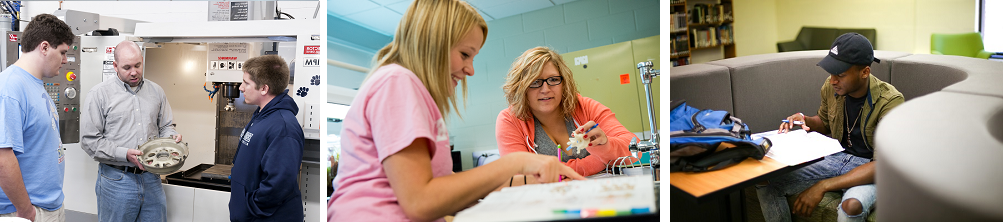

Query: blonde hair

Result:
[364,0,487,118]
[502,47,580,120]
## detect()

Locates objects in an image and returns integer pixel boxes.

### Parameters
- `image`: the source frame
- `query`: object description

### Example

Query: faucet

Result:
[631,61,660,181]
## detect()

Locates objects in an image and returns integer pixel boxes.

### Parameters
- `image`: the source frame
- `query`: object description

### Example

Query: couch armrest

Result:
[977,50,993,59]
[778,41,804,52]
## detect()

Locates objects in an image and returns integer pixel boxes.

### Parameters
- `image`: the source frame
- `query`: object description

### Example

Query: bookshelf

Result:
[670,0,736,67]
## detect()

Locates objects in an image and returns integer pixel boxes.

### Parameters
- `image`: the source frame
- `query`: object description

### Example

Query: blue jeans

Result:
[756,152,876,222]
[96,164,167,222]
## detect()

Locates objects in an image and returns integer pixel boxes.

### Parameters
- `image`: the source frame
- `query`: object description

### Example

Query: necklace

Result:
[844,99,863,148]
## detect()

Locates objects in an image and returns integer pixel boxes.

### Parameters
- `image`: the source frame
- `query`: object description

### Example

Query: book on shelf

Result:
[718,24,734,45]
[688,3,733,25]
[671,13,687,32]
[690,28,719,48]
[671,57,691,67]
[690,4,706,24]
[671,35,689,56]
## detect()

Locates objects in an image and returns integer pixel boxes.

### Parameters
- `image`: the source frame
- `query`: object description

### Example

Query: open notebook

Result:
[752,129,844,165]
[454,176,657,222]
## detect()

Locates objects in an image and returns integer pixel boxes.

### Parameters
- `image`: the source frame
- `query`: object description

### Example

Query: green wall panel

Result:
[562,41,645,133]
[560,35,660,136]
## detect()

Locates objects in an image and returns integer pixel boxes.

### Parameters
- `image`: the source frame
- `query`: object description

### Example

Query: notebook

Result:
[454,176,657,222]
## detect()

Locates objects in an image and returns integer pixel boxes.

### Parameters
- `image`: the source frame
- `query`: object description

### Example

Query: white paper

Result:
[454,176,656,222]
[752,130,844,166]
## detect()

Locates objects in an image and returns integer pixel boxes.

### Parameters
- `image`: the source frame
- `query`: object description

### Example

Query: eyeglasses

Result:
[528,76,563,88]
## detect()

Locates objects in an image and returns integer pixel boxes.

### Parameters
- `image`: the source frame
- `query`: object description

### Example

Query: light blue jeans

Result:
[96,164,167,222]
[755,152,876,222]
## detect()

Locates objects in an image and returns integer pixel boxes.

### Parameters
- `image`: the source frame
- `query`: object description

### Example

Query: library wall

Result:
[733,0,977,57]
[732,0,779,57]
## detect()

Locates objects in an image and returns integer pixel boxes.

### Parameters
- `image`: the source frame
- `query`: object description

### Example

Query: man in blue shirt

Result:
[230,55,304,221]
[0,14,75,222]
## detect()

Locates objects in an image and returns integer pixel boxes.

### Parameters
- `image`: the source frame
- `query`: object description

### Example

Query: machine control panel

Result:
[7,32,82,143]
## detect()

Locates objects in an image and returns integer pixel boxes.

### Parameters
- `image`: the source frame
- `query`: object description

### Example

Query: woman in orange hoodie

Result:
[496,47,639,179]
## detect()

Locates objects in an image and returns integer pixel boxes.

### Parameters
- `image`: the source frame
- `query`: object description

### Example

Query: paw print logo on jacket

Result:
[296,87,309,97]
[310,75,321,86]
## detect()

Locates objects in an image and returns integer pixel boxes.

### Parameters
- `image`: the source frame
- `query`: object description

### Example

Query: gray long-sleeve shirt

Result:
[80,77,178,166]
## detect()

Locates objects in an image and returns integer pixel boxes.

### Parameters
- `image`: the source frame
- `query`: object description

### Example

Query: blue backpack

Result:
[669,100,772,172]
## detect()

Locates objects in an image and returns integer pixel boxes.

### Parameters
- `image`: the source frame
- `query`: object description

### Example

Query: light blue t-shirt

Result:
[0,65,65,213]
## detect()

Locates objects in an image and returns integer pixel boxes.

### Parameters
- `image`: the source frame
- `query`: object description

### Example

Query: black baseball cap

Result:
[817,33,880,75]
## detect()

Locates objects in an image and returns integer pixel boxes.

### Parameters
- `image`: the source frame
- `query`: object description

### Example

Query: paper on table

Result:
[752,130,844,166]
[454,176,656,222]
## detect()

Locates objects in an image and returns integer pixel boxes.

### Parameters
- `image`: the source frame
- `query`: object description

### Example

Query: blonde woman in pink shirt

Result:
[328,1,585,222]
[496,47,639,180]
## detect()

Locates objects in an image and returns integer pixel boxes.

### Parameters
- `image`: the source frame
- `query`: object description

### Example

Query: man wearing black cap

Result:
[756,33,904,221]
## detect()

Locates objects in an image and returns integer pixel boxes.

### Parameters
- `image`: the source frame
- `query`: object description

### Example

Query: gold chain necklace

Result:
[844,99,863,148]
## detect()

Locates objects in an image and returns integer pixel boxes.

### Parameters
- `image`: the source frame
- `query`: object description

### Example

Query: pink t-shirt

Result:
[329,64,453,222]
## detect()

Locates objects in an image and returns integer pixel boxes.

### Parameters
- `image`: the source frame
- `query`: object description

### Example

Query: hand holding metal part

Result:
[136,137,190,175]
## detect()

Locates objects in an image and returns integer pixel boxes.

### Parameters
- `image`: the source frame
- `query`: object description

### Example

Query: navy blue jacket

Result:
[230,90,304,221]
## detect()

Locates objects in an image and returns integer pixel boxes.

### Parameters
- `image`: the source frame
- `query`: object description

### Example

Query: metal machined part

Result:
[137,137,189,175]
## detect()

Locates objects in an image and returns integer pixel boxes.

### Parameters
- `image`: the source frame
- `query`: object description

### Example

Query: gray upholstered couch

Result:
[874,55,1003,221]
[777,27,877,52]
[670,50,1003,221]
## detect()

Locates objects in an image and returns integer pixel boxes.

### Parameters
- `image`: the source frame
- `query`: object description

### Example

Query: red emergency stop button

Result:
[66,72,76,81]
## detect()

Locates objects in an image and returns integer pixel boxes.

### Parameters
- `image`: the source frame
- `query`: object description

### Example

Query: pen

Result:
[583,124,598,134]
[558,145,563,182]
[781,120,804,125]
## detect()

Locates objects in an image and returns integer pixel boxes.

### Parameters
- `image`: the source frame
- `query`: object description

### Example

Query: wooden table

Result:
[670,156,821,203]
[668,157,821,222]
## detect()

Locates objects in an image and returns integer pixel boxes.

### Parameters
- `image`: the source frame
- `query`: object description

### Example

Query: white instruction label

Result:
[303,57,321,67]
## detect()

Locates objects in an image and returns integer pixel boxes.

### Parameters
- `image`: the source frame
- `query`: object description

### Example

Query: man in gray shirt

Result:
[80,40,181,222]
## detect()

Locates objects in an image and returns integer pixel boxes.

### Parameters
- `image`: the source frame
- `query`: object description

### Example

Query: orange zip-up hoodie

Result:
[495,94,638,176]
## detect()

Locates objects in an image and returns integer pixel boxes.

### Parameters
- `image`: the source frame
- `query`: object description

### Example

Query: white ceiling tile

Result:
[386,0,413,14]
[480,0,554,20]
[344,7,404,36]
[328,0,381,15]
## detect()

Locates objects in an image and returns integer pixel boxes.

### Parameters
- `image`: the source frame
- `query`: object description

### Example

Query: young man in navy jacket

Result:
[231,55,304,221]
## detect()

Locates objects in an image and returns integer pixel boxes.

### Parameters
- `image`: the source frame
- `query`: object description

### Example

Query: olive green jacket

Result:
[817,74,904,159]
